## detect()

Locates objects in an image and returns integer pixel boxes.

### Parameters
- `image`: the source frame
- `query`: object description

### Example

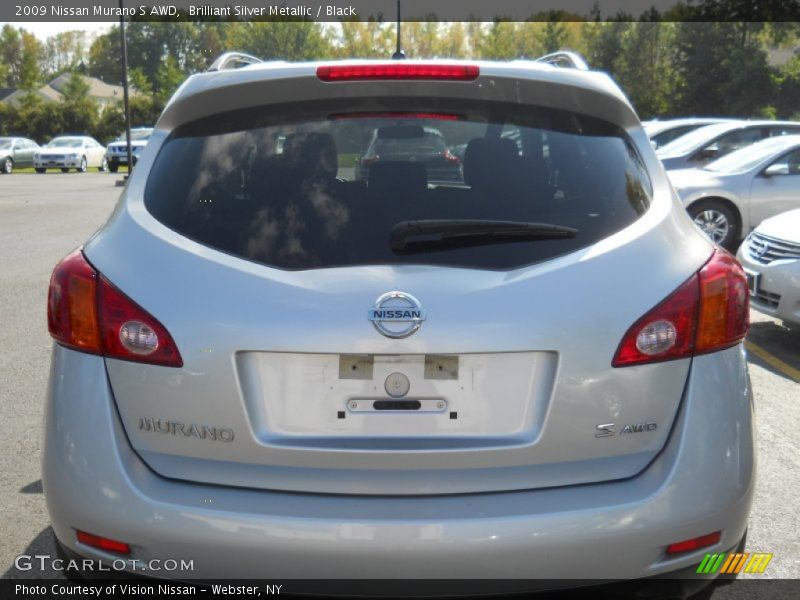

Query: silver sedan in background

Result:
[0,136,39,174]
[657,120,800,171]
[668,135,800,249]
[643,117,735,149]
[738,207,800,327]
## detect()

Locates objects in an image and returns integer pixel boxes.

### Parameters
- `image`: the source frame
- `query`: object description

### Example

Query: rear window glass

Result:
[145,99,651,270]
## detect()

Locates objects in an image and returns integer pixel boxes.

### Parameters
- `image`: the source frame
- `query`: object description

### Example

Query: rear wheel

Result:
[35,168,46,174]
[60,168,70,173]
[109,163,119,173]
[2,157,12,174]
[688,200,740,251]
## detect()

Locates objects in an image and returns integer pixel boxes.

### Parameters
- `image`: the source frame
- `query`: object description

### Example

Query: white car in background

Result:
[657,120,800,171]
[34,136,107,173]
[668,135,800,249]
[643,117,736,150]
[737,208,800,326]
[104,127,153,172]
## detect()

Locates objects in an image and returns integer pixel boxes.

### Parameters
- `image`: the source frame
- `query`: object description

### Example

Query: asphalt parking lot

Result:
[0,173,798,583]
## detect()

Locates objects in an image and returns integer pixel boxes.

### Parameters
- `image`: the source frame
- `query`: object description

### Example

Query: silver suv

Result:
[44,53,753,594]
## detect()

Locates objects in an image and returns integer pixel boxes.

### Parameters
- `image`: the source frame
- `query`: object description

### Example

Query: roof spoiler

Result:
[207,52,263,72]
[533,51,590,71]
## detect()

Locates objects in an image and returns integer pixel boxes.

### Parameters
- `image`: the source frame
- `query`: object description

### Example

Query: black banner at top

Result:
[3,0,800,23]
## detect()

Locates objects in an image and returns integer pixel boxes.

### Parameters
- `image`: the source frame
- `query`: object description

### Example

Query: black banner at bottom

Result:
[3,578,800,599]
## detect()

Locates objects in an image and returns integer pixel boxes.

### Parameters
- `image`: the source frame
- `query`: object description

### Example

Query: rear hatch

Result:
[87,62,712,495]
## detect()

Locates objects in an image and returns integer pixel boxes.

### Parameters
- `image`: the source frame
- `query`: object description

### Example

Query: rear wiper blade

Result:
[390,219,578,253]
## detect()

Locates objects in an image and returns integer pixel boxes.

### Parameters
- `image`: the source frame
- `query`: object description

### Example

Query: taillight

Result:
[695,251,749,354]
[317,64,479,82]
[98,275,183,367]
[613,249,748,367]
[48,250,102,353]
[47,250,182,367]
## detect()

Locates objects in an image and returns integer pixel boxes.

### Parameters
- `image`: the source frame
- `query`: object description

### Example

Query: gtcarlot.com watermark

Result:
[15,554,194,573]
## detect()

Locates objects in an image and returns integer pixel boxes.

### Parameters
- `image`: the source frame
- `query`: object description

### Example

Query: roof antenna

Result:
[392,0,405,59]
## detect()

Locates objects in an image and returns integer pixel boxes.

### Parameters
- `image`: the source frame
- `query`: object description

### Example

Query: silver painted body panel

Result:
[81,61,715,495]
[43,343,754,579]
[43,59,755,578]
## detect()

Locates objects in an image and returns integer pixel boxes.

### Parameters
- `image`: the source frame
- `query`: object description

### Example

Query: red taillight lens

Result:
[696,251,749,354]
[612,274,698,367]
[98,276,183,367]
[613,249,749,367]
[48,250,101,353]
[76,530,130,555]
[666,531,721,555]
[317,64,479,82]
[47,250,182,367]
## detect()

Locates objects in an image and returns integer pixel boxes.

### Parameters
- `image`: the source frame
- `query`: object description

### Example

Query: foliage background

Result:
[2,3,800,143]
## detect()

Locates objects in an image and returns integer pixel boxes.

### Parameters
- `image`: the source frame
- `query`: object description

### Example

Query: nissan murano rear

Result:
[43,56,754,596]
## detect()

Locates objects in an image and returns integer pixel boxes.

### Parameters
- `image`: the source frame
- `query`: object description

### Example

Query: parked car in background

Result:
[354,125,462,182]
[737,208,800,327]
[34,136,107,173]
[105,128,153,172]
[643,117,737,150]
[43,54,753,594]
[0,136,40,174]
[668,134,800,249]
[657,120,800,171]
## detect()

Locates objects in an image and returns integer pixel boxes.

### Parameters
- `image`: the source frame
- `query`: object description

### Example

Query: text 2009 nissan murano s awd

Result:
[43,54,754,597]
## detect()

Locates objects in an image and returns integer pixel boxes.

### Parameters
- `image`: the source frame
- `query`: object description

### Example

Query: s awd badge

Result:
[595,422,657,438]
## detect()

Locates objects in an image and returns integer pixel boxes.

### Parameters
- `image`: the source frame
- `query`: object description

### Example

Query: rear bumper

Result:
[43,344,755,581]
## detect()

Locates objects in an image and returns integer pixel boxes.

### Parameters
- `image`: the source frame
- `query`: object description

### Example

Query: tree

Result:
[615,19,679,118]
[59,73,98,134]
[671,22,773,116]
[18,31,44,91]
[539,20,568,54]
[87,30,121,84]
[154,56,186,105]
[335,21,393,58]
[0,25,22,86]
[43,31,87,77]
[226,21,331,61]
[477,21,519,59]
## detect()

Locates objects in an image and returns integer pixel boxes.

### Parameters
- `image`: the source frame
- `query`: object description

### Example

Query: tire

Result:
[109,164,119,173]
[35,168,46,174]
[688,200,740,251]
[2,157,12,174]
[78,156,87,173]
[100,157,108,172]
[60,168,70,173]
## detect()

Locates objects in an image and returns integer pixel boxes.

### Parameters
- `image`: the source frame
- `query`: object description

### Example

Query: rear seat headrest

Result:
[367,161,427,195]
[463,138,521,189]
[283,132,339,182]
